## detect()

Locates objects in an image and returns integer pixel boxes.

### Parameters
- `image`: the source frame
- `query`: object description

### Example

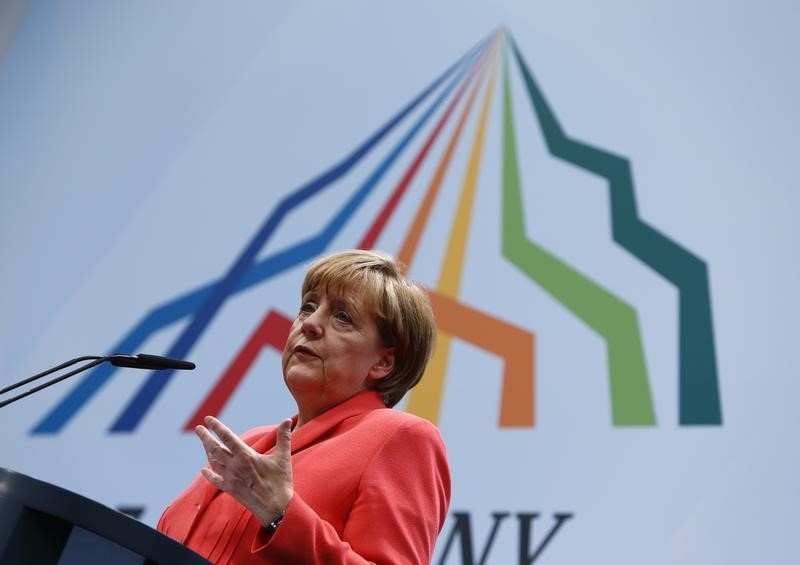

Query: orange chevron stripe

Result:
[406,39,535,426]
[428,291,535,426]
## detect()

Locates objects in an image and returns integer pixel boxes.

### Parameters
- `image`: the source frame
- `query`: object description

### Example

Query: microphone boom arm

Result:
[0,353,195,410]
[0,357,107,409]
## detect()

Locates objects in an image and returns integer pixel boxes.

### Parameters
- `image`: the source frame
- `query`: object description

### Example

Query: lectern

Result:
[0,467,209,564]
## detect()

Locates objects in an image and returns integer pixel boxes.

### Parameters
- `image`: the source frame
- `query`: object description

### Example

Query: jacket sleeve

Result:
[250,418,451,564]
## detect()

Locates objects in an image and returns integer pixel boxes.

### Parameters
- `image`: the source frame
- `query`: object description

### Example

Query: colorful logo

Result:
[32,29,721,435]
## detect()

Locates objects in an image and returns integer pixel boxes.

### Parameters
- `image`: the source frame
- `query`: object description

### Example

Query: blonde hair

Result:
[301,249,435,407]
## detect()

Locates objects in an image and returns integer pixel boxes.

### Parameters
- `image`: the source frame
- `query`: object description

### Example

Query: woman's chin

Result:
[284,372,323,394]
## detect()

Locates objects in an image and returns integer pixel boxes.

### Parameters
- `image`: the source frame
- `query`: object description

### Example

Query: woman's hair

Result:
[301,249,436,407]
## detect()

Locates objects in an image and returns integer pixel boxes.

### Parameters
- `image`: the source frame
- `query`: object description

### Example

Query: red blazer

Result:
[157,391,451,564]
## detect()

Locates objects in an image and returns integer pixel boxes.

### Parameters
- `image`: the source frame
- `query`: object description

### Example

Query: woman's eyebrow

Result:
[329,294,363,316]
[302,289,320,301]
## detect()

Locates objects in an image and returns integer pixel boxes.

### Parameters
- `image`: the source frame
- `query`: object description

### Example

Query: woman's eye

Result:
[299,302,316,315]
[334,310,352,324]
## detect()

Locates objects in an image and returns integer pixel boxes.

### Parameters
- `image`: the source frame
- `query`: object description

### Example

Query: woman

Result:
[158,250,451,564]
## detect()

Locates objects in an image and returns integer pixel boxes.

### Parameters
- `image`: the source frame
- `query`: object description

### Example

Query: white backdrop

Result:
[2,2,799,563]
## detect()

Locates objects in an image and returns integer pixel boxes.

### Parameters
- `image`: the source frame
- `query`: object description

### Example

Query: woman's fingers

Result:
[274,419,293,463]
[200,467,224,489]
[196,415,258,469]
[195,425,227,455]
[195,424,234,477]
[203,415,249,454]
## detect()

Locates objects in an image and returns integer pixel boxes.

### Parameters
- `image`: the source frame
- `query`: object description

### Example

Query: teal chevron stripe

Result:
[508,33,721,425]
[500,42,656,426]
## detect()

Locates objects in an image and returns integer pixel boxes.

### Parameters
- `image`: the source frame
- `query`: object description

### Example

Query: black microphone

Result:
[108,353,196,371]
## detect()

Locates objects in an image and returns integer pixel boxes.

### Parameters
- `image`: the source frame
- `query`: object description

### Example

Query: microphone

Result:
[109,354,196,371]
[1,352,196,409]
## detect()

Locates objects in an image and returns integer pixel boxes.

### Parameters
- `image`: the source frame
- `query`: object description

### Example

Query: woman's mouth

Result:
[294,344,319,359]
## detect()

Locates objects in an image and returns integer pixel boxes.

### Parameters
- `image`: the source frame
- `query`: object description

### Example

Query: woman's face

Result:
[282,284,395,422]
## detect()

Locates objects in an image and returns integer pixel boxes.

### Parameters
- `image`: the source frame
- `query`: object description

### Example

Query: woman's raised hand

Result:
[195,416,294,526]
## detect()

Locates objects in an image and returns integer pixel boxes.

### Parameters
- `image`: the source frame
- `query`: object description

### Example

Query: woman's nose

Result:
[301,310,323,338]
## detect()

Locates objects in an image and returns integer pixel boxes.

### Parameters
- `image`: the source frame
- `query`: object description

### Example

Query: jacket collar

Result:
[250,390,386,455]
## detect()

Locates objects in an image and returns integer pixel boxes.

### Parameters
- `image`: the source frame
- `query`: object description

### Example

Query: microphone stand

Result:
[0,354,195,409]
[0,356,109,409]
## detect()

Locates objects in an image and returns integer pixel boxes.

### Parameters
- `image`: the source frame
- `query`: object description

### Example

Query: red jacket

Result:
[157,391,451,564]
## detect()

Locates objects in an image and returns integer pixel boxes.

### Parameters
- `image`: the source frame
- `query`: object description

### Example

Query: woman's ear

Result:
[369,347,396,380]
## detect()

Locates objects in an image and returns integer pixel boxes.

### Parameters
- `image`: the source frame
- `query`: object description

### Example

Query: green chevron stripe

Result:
[508,34,721,425]
[501,42,656,426]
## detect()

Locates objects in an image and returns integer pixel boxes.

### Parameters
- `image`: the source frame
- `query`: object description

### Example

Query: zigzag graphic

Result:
[500,40,655,425]
[508,35,721,425]
[32,28,720,434]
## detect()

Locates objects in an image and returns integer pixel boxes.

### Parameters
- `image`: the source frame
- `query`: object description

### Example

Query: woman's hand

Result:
[195,416,294,526]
